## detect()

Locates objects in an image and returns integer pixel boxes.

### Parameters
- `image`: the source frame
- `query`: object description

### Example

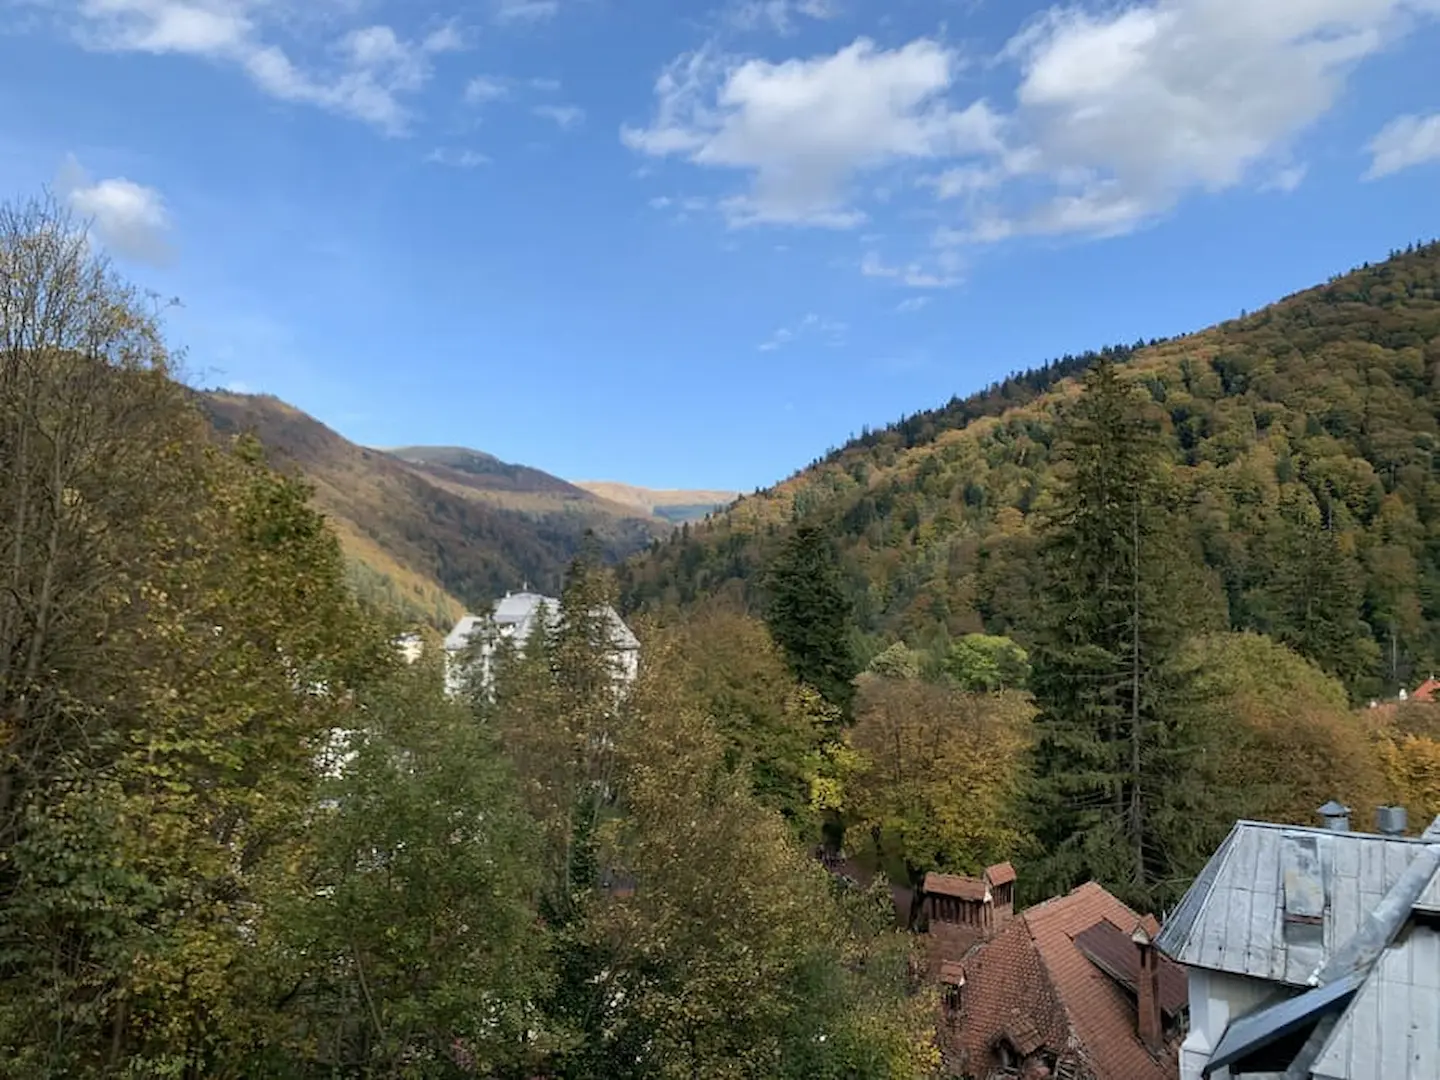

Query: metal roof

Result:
[444,594,639,655]
[1310,923,1440,1080]
[1204,972,1364,1075]
[1154,821,1435,986]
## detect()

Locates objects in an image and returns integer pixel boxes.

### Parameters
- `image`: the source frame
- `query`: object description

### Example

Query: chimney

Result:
[1376,806,1409,837]
[1131,922,1163,1054]
[1318,800,1351,831]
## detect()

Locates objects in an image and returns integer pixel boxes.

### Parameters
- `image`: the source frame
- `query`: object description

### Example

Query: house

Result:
[920,863,1017,960]
[933,873,1184,1080]
[442,590,640,696]
[1155,803,1440,1079]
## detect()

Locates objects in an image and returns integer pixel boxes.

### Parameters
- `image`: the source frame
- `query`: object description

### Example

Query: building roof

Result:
[444,592,639,655]
[1410,677,1440,703]
[1310,922,1440,1080]
[1073,918,1188,1019]
[1157,815,1440,1080]
[924,871,990,902]
[1154,820,1438,986]
[986,861,1017,887]
[946,881,1180,1080]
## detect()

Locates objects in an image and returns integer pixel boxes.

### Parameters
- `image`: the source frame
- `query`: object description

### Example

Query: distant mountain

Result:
[196,395,663,628]
[623,240,1440,702]
[573,481,739,525]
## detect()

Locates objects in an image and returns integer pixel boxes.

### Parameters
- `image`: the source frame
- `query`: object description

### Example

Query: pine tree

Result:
[764,524,858,711]
[1026,360,1220,909]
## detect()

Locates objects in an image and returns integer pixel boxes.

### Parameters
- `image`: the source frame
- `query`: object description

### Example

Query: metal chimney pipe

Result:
[1376,806,1408,837]
[1318,801,1352,831]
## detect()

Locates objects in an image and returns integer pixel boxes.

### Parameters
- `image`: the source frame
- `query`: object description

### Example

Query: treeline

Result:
[702,359,1440,917]
[0,196,936,1078]
[622,238,1440,705]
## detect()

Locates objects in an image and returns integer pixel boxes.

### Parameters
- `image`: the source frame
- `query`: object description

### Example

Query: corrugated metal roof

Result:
[1310,924,1440,1080]
[1154,822,1434,986]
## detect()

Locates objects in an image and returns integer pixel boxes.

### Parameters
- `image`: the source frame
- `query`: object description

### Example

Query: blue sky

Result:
[2,0,1438,491]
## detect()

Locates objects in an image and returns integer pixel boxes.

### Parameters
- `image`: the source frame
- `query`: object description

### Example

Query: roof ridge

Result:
[1232,819,1434,842]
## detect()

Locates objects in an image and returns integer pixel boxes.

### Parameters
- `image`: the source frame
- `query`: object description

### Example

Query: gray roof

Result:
[444,593,638,655]
[1310,923,1440,1080]
[1154,820,1435,986]
[1157,818,1440,1080]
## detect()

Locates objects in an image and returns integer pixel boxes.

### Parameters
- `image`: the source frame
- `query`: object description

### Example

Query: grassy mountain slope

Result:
[197,394,660,626]
[622,240,1440,700]
[574,480,739,524]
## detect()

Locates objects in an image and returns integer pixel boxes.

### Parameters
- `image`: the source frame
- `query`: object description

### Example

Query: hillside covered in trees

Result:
[623,241,1440,705]
[198,393,668,628]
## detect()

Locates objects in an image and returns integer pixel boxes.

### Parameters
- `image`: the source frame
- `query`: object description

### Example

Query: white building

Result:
[442,591,640,697]
[1156,803,1440,1080]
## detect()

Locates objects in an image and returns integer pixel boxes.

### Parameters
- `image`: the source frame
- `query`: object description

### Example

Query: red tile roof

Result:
[938,882,1180,1080]
[985,861,1017,887]
[1412,677,1440,703]
[923,871,990,901]
[1072,918,1188,1018]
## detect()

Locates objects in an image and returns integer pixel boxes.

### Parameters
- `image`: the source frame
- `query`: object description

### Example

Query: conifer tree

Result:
[764,524,858,711]
[1026,360,1221,909]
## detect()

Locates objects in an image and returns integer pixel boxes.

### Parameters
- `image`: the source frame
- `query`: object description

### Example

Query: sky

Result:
[1,0,1438,491]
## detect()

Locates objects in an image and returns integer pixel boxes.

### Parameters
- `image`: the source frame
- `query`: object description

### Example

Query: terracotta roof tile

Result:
[923,871,990,901]
[938,882,1180,1080]
[985,861,1018,887]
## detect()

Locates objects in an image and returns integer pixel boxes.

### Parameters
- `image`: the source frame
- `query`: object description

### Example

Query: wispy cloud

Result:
[54,0,467,134]
[896,295,931,313]
[532,103,585,129]
[1365,111,1440,179]
[425,147,491,168]
[861,249,961,289]
[758,312,846,351]
[464,74,510,105]
[493,0,559,24]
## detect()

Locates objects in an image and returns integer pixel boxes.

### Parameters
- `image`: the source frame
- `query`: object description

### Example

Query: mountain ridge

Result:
[620,240,1440,703]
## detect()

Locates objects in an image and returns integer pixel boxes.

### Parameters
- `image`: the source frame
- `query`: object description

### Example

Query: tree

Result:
[658,607,838,833]
[268,648,550,1077]
[1025,360,1224,909]
[842,675,1034,923]
[572,641,938,1079]
[764,524,858,711]
[1160,633,1389,887]
[944,634,1030,692]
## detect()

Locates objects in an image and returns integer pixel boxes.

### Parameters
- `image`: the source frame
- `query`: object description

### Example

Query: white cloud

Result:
[494,0,558,24]
[464,74,510,104]
[861,248,961,288]
[623,38,1005,227]
[725,0,837,35]
[65,0,463,134]
[625,1,1439,244]
[896,295,931,313]
[1365,111,1440,178]
[58,154,172,265]
[758,311,846,350]
[425,147,491,168]
[533,103,585,129]
[987,0,1436,236]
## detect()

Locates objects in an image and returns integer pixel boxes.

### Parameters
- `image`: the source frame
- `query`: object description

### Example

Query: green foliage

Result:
[841,676,1034,911]
[1025,360,1225,908]
[943,634,1030,692]
[763,525,859,711]
[267,652,550,1077]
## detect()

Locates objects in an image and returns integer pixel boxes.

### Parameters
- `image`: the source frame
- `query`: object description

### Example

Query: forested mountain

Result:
[572,480,739,524]
[623,241,1440,704]
[198,394,664,626]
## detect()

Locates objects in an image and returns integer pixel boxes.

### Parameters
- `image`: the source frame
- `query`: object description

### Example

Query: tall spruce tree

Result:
[1026,360,1220,909]
[764,524,858,711]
